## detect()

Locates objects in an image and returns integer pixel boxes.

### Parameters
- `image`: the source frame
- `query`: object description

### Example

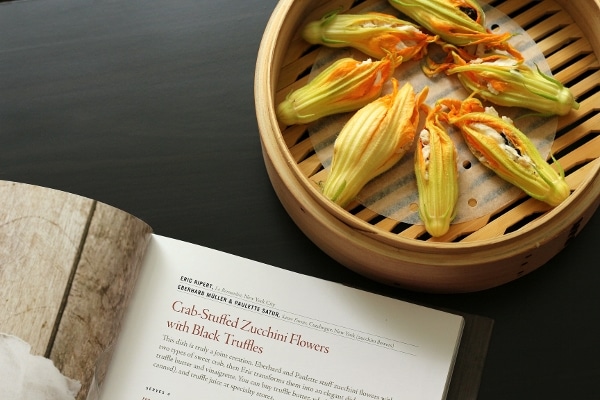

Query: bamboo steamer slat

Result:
[254,0,600,293]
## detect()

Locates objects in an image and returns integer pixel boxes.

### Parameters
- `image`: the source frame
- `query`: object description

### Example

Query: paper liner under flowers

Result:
[308,3,557,225]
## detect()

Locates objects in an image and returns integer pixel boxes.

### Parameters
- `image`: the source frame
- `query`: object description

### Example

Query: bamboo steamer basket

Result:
[254,0,600,293]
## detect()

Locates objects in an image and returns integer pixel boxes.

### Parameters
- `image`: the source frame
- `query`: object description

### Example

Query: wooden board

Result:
[0,181,93,354]
[0,181,152,399]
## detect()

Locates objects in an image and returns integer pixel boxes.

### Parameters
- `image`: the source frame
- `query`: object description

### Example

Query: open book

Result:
[0,181,486,400]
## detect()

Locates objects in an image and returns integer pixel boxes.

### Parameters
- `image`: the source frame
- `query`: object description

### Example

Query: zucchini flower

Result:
[276,56,393,126]
[322,79,428,207]
[444,97,570,207]
[387,0,520,56]
[445,53,579,116]
[301,11,437,61]
[414,103,459,237]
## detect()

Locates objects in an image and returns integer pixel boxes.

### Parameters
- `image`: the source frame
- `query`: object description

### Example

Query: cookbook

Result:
[0,181,482,400]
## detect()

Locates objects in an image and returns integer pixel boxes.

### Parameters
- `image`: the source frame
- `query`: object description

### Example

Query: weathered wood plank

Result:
[50,201,152,400]
[0,181,92,356]
[0,181,152,400]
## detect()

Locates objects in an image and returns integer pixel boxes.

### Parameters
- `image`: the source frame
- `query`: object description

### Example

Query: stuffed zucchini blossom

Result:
[414,103,459,237]
[443,97,570,207]
[277,56,394,126]
[323,79,428,207]
[302,11,437,61]
[436,52,579,116]
[387,0,520,57]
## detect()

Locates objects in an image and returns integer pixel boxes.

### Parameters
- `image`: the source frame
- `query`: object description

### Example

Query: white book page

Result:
[100,235,464,400]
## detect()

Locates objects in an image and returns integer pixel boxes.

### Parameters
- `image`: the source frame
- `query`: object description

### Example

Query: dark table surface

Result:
[1,0,599,399]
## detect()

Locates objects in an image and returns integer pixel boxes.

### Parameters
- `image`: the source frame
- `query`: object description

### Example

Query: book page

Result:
[99,235,464,400]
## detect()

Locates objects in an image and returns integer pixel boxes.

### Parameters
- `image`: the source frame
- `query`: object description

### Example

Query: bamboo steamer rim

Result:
[255,0,600,290]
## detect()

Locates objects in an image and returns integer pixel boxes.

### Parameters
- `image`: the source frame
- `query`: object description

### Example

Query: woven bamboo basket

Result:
[254,0,600,293]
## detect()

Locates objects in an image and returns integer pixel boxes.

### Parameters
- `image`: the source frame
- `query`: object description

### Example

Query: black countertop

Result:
[1,0,599,398]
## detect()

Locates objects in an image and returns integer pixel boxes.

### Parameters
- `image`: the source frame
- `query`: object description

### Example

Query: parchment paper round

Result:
[308,3,557,225]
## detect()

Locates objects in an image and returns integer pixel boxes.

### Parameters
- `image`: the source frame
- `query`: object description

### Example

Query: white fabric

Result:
[0,333,81,400]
